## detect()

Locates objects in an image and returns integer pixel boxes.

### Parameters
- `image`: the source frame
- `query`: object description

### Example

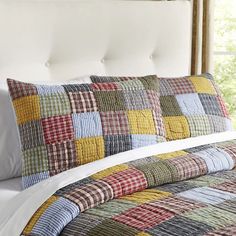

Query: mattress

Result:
[0,177,22,209]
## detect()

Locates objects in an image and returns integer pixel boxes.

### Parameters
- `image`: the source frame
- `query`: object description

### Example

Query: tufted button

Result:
[45,61,50,68]
[101,58,105,64]
[149,55,153,60]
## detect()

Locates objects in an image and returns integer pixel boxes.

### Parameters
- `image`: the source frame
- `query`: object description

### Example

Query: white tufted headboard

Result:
[0,0,192,82]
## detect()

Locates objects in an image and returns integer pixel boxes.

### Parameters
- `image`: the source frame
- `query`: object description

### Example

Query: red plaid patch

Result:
[64,180,113,212]
[152,110,165,137]
[100,111,130,135]
[146,90,161,110]
[7,79,38,100]
[113,204,174,230]
[166,78,195,94]
[69,92,97,113]
[149,196,205,214]
[47,140,78,175]
[216,95,229,117]
[205,225,236,236]
[168,154,208,181]
[221,145,236,163]
[42,115,74,144]
[91,82,120,91]
[214,181,236,194]
[103,168,147,198]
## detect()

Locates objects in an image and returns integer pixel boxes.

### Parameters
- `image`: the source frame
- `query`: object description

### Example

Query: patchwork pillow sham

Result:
[91,73,233,141]
[7,76,165,188]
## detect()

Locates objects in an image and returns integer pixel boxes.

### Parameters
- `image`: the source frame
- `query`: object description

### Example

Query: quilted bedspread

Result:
[21,139,236,236]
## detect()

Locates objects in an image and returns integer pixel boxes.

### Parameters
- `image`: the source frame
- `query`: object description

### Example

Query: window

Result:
[214,0,236,127]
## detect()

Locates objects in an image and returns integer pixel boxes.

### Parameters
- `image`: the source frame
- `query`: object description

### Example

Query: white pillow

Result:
[0,76,92,180]
[0,87,22,180]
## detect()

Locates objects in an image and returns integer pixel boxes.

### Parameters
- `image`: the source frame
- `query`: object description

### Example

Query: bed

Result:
[0,1,236,236]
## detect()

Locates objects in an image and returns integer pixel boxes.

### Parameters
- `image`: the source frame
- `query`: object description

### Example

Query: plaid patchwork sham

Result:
[22,139,236,236]
[92,73,233,141]
[7,76,165,188]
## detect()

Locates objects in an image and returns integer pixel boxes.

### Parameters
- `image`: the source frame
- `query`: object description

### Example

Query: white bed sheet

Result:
[0,177,22,209]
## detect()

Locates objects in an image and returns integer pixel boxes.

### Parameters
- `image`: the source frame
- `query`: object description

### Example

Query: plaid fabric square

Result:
[94,91,126,111]
[13,95,41,124]
[221,144,236,163]
[19,120,45,150]
[36,85,65,95]
[152,110,166,137]
[160,96,182,116]
[90,75,123,83]
[47,141,78,175]
[64,180,113,212]
[176,93,205,115]
[123,90,150,110]
[113,204,175,230]
[61,214,106,236]
[69,91,97,113]
[214,181,236,194]
[90,82,120,91]
[189,76,216,95]
[135,160,178,187]
[100,111,129,135]
[75,137,105,165]
[72,112,103,138]
[42,115,74,144]
[131,134,157,149]
[166,77,195,94]
[186,115,212,136]
[138,75,159,91]
[86,219,140,236]
[163,116,190,140]
[149,196,204,214]
[22,171,50,189]
[40,93,71,118]
[205,226,236,236]
[118,79,145,90]
[194,148,235,173]
[146,90,161,110]
[127,110,156,135]
[104,135,132,156]
[63,84,91,92]
[179,187,236,205]
[217,95,230,117]
[168,155,208,181]
[7,79,38,99]
[208,115,226,133]
[160,78,174,96]
[147,215,212,236]
[199,94,223,116]
[103,168,147,198]
[22,145,49,176]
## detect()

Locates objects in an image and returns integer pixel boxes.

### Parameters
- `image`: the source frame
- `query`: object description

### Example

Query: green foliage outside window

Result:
[214,0,236,128]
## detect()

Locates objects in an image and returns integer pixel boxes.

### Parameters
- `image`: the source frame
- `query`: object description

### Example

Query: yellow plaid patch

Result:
[13,95,41,124]
[164,116,190,140]
[91,164,129,180]
[189,77,216,95]
[136,232,152,236]
[127,110,156,134]
[121,189,172,204]
[23,196,59,235]
[157,150,188,160]
[75,137,105,165]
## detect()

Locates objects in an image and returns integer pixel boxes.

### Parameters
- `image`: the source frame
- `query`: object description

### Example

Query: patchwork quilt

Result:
[22,139,236,236]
